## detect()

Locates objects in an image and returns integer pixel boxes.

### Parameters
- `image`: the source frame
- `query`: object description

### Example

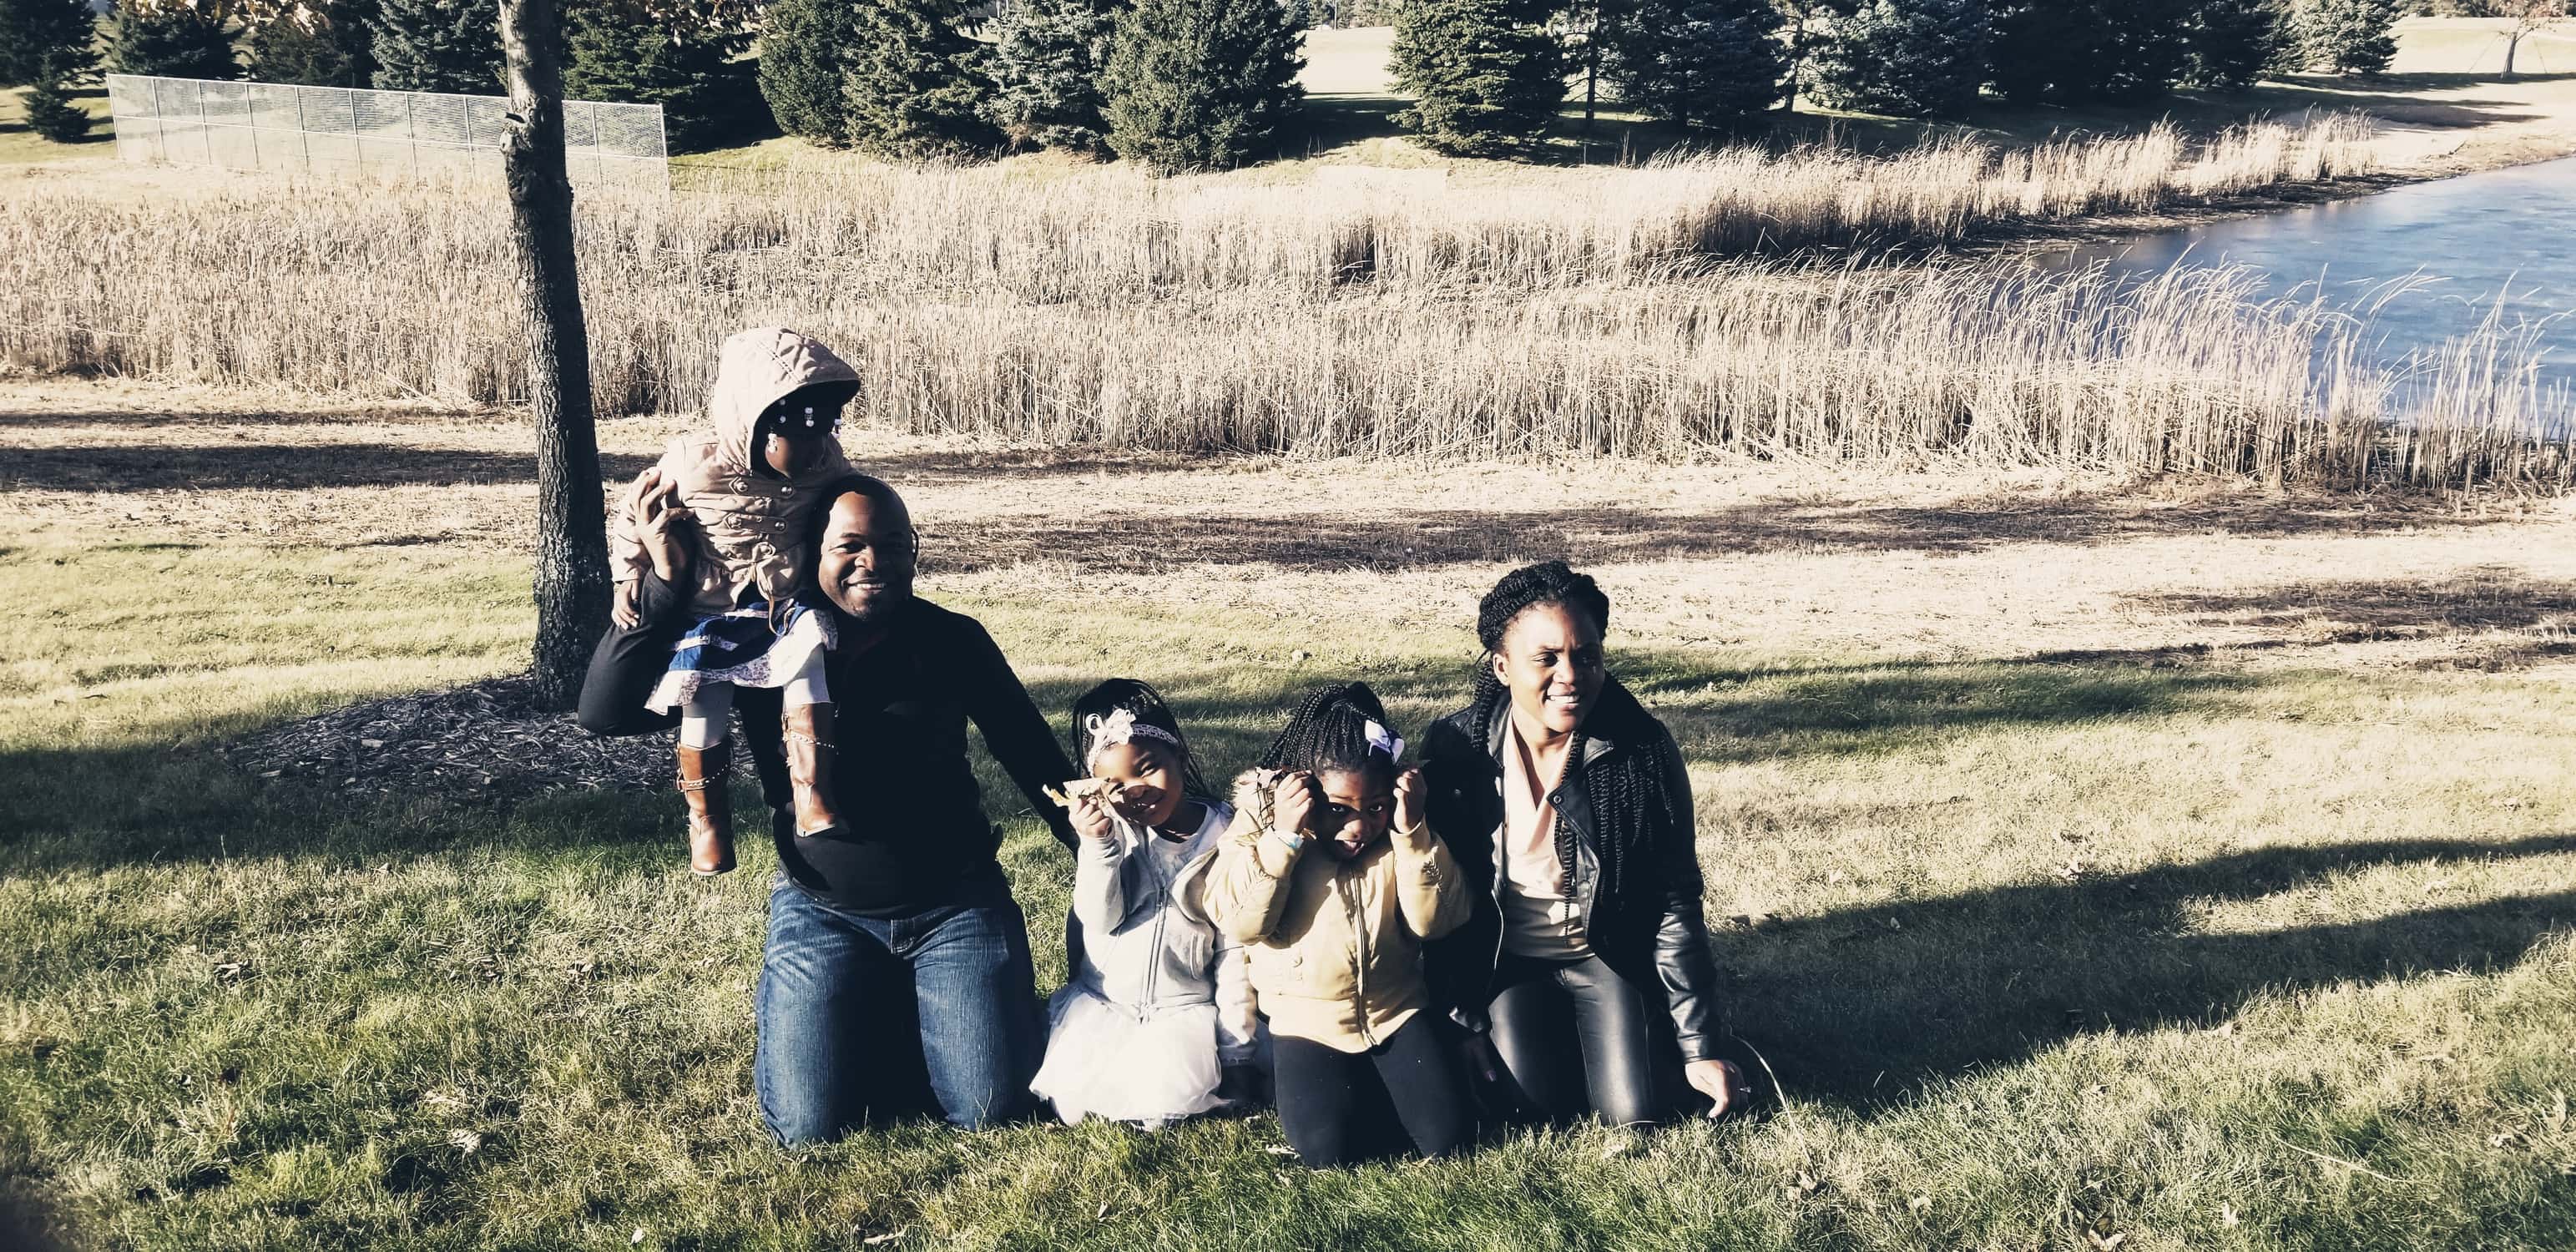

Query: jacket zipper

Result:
[1341,870,1375,1048]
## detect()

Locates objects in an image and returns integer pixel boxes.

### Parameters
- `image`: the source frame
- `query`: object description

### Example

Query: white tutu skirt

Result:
[1030,985,1225,1128]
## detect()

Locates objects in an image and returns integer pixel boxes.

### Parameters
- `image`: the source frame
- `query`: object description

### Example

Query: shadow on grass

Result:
[0,650,2260,873]
[2139,568,2576,636]
[0,445,659,492]
[1732,833,2576,1109]
[910,494,2509,572]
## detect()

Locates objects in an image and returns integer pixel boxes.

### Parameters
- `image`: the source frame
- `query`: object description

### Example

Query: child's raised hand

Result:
[1067,785,1119,845]
[630,469,693,583]
[1270,770,1316,839]
[1392,766,1428,838]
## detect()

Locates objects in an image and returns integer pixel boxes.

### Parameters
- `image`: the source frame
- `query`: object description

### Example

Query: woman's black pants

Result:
[1486,952,1661,1128]
[573,572,789,807]
[1272,1013,1471,1167]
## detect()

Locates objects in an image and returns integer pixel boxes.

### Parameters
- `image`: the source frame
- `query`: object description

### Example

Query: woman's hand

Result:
[1683,1058,1749,1118]
[610,580,643,629]
[1270,770,1315,841]
[1458,1029,1504,1087]
[1392,766,1429,846]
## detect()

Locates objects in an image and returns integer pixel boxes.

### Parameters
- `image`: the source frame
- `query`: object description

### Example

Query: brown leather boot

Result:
[676,740,735,876]
[782,703,844,839]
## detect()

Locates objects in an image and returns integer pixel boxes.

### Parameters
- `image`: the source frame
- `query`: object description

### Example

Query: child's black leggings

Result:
[1271,1013,1471,1167]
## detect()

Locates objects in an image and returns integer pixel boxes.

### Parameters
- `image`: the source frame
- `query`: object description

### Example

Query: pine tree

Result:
[1984,0,2089,102]
[1101,0,1305,172]
[23,52,92,141]
[247,0,381,88]
[841,0,999,158]
[0,0,96,87]
[1987,0,2186,104]
[2183,0,2286,91]
[1807,0,1986,118]
[2291,0,2398,73]
[564,0,755,149]
[369,0,502,93]
[1604,0,1786,129]
[757,0,856,145]
[1389,0,1565,156]
[982,0,1119,154]
[105,3,242,80]
[2098,0,2190,100]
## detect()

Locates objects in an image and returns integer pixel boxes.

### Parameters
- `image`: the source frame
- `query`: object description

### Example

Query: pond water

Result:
[2033,154,2576,390]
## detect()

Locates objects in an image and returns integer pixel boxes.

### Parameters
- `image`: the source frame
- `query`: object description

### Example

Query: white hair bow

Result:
[1364,719,1404,762]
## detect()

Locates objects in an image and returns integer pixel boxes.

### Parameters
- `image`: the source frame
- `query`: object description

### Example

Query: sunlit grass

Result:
[3,531,2571,1249]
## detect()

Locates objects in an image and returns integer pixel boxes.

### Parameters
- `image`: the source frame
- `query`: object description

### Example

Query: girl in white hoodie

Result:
[1029,679,1264,1128]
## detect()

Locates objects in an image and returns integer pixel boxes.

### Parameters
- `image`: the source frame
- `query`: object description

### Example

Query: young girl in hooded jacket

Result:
[606,326,862,876]
[1028,679,1264,1127]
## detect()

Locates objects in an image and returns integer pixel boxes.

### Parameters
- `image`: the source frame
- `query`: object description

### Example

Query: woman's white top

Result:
[1499,718,1594,960]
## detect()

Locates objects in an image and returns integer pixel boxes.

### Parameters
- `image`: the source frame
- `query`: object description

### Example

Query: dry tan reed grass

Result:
[2,114,2566,489]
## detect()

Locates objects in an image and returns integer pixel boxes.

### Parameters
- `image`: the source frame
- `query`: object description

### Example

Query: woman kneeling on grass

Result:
[1420,560,1748,1128]
[1205,683,1475,1167]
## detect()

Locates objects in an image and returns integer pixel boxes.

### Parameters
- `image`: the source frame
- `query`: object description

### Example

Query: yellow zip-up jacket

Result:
[1204,770,1470,1054]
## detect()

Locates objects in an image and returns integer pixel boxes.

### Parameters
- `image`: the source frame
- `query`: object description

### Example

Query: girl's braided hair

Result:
[1259,681,1401,778]
[1467,560,1678,904]
[1069,678,1210,802]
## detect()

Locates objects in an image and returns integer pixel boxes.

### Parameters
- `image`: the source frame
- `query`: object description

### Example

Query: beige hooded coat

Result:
[610,327,861,618]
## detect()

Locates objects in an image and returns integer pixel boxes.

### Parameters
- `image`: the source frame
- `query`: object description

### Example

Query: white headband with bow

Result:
[1364,719,1404,763]
[1084,707,1180,765]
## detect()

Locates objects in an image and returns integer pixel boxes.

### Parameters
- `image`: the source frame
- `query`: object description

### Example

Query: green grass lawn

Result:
[3,536,2572,1249]
[0,83,113,165]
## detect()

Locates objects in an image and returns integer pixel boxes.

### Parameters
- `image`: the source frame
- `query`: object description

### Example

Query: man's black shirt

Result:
[773,595,1078,915]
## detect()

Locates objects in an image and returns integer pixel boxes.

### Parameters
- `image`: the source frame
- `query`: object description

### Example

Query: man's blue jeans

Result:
[754,871,1043,1143]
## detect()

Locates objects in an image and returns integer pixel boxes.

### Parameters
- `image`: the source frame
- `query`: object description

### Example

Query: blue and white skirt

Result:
[644,600,836,714]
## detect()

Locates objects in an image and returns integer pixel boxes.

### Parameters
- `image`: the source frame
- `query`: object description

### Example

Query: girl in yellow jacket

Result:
[1205,682,1474,1167]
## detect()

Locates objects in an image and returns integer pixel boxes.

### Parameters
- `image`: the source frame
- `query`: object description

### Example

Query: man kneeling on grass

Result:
[582,473,1079,1139]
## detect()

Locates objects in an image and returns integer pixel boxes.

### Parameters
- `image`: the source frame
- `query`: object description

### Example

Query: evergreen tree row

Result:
[67,0,748,151]
[760,0,1305,171]
[1798,0,2397,121]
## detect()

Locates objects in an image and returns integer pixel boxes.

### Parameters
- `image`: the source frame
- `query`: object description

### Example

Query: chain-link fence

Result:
[105,75,669,191]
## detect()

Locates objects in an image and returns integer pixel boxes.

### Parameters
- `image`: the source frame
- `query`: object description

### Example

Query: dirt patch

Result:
[220,674,705,801]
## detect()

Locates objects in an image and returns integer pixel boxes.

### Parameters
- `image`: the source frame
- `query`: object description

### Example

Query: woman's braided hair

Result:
[1069,678,1210,802]
[1259,681,1400,778]
[1468,561,1678,905]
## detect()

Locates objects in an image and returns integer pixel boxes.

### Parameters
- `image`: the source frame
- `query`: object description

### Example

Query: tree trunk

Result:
[498,0,609,709]
[1782,0,1814,114]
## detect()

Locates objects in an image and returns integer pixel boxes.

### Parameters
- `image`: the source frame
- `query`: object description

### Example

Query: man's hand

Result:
[611,579,643,629]
[1392,766,1429,845]
[1684,1058,1749,1118]
[1270,770,1316,841]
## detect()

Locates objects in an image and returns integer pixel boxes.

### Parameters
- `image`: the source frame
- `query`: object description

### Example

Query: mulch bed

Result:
[221,674,718,803]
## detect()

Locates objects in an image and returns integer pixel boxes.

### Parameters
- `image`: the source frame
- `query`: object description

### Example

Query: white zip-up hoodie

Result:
[1065,801,1260,1065]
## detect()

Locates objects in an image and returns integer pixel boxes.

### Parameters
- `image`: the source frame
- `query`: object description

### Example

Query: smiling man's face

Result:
[817,487,917,623]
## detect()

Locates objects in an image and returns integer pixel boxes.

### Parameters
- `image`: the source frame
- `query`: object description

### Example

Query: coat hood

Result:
[708,326,861,470]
